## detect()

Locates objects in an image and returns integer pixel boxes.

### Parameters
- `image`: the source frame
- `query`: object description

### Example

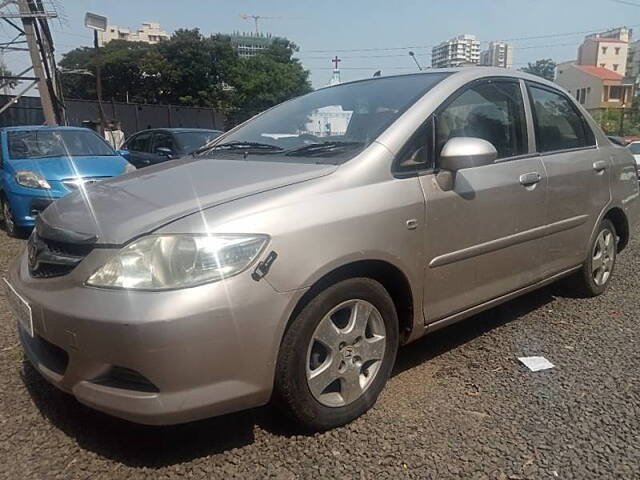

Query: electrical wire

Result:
[301,23,640,54]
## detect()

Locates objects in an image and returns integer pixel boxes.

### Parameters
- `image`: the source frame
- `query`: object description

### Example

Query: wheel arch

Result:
[284,259,416,344]
[604,206,629,252]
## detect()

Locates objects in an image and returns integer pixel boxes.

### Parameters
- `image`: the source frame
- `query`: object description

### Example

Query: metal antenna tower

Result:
[0,0,65,124]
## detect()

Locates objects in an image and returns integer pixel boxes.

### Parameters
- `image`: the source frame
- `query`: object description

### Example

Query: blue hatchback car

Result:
[0,126,133,236]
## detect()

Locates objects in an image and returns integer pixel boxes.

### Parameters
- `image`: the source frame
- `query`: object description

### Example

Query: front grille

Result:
[28,232,95,279]
[62,177,109,190]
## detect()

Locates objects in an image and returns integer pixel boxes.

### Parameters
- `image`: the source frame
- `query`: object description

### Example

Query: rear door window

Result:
[527,84,595,153]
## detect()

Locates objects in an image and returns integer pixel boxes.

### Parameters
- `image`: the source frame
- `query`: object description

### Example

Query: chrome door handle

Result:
[593,160,608,172]
[519,172,542,186]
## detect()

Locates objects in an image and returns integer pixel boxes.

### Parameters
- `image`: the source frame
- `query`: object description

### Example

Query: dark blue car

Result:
[0,126,133,236]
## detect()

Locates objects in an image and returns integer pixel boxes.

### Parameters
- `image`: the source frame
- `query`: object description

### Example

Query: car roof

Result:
[0,125,95,133]
[133,128,222,134]
[316,67,561,92]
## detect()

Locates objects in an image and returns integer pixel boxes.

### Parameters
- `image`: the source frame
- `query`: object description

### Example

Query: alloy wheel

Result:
[592,228,615,286]
[306,299,386,407]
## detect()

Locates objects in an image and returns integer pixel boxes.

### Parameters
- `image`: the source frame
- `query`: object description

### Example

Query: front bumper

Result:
[7,248,302,425]
[6,190,63,227]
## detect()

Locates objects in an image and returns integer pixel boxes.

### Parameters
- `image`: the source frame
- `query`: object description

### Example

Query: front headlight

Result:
[15,170,51,189]
[87,234,269,290]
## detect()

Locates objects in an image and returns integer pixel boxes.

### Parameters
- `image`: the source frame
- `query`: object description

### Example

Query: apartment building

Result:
[98,21,169,46]
[480,42,514,68]
[577,27,631,75]
[431,34,480,68]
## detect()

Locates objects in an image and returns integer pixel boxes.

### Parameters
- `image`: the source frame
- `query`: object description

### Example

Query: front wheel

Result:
[567,219,617,297]
[0,197,21,238]
[274,278,399,431]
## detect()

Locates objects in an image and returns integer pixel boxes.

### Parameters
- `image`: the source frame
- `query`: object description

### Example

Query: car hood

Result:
[9,155,128,180]
[40,156,337,245]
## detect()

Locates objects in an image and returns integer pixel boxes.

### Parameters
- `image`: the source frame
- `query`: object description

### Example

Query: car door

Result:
[151,131,177,164]
[123,131,154,168]
[415,79,548,322]
[525,83,611,276]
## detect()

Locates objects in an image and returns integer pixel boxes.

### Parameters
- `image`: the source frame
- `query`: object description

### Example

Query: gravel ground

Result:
[1,228,639,480]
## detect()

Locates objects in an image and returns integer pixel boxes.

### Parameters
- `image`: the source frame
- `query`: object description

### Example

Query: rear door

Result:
[526,82,610,275]
[417,78,548,322]
[123,131,154,168]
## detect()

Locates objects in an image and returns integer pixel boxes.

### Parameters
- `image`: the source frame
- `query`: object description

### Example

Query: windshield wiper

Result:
[195,141,284,156]
[284,141,364,157]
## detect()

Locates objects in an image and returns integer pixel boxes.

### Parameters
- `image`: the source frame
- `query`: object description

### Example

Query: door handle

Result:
[519,172,542,186]
[593,160,608,172]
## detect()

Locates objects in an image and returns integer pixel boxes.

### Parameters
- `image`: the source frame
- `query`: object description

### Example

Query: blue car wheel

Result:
[1,196,21,237]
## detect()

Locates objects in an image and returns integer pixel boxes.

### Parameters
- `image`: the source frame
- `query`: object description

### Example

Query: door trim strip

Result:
[428,214,588,268]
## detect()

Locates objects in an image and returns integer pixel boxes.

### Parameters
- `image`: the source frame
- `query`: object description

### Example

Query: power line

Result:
[298,41,582,62]
[609,0,640,6]
[300,23,640,54]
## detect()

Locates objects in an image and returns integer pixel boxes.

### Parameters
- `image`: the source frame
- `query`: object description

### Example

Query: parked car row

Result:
[0,126,221,236]
[3,68,639,431]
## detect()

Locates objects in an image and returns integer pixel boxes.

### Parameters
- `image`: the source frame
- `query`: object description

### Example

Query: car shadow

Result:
[393,284,558,377]
[21,283,558,468]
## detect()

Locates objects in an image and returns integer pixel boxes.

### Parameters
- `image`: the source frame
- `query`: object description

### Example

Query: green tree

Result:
[59,40,162,103]
[228,38,312,125]
[58,31,312,124]
[521,59,557,81]
[156,29,237,109]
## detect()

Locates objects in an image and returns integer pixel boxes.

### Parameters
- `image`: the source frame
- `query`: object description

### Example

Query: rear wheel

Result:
[275,278,399,431]
[567,219,617,297]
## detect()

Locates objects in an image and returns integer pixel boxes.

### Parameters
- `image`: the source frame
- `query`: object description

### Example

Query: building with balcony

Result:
[431,34,480,68]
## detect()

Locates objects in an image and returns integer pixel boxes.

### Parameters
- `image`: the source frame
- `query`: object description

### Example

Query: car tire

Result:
[567,219,617,297]
[274,278,399,431]
[1,197,22,238]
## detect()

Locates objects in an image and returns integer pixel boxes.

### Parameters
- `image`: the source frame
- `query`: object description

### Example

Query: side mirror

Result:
[116,149,130,160]
[436,137,497,191]
[156,147,173,157]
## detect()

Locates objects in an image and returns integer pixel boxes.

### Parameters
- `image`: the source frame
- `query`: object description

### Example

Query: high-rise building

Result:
[98,21,169,46]
[480,42,514,69]
[229,32,276,58]
[431,34,480,68]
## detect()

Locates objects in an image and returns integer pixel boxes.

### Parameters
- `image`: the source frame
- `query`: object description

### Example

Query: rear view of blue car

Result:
[0,126,134,236]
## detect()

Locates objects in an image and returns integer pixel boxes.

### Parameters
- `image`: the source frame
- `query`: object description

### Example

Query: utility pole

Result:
[85,12,107,135]
[0,0,64,124]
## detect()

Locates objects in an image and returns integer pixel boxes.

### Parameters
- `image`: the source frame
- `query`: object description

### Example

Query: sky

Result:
[2,0,640,89]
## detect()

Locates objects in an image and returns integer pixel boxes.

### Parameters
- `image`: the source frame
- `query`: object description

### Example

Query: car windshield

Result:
[628,143,640,154]
[175,131,222,153]
[199,73,450,161]
[8,130,115,159]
